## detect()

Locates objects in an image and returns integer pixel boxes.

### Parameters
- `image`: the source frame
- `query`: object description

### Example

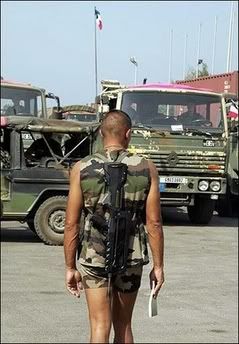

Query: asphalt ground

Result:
[1,208,238,343]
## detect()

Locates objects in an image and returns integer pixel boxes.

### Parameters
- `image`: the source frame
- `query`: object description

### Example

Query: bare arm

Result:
[146,160,164,296]
[64,161,83,297]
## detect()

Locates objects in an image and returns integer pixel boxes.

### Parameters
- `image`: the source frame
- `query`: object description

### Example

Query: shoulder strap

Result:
[94,152,108,162]
[94,150,129,163]
[117,151,129,163]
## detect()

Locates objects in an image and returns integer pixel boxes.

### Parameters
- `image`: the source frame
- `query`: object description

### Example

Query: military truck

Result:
[61,104,97,123]
[1,78,61,119]
[216,96,238,216]
[95,80,229,224]
[0,115,100,245]
[1,78,63,149]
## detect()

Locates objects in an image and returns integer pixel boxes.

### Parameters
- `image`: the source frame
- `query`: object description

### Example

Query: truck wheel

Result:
[216,186,238,217]
[216,200,233,217]
[34,196,67,245]
[187,197,215,225]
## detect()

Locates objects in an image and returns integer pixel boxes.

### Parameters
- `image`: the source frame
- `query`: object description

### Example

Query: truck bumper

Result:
[159,176,227,206]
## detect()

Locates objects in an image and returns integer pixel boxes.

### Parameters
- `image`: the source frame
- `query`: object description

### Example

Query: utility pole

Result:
[211,16,217,75]
[229,2,234,71]
[130,57,138,85]
[167,28,173,117]
[196,22,202,78]
[226,1,234,72]
[183,33,188,79]
[168,28,173,83]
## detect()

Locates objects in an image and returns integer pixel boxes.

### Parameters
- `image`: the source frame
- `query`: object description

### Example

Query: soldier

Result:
[5,96,26,115]
[179,102,204,123]
[64,110,164,344]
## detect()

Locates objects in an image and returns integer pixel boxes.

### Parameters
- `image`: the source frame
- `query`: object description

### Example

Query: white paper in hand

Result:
[148,281,158,318]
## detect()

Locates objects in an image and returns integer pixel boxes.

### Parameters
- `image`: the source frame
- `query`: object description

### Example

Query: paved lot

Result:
[1,208,238,343]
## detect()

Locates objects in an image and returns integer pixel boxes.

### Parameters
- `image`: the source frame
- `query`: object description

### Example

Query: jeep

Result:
[0,115,100,245]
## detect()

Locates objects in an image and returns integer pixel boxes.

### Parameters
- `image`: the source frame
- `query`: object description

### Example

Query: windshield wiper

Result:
[183,128,213,138]
[133,123,153,130]
[132,123,168,136]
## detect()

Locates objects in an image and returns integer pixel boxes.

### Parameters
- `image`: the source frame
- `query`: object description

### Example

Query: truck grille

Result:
[148,151,226,174]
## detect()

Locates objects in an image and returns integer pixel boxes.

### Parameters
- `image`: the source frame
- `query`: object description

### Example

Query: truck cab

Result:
[96,81,229,224]
[1,79,61,119]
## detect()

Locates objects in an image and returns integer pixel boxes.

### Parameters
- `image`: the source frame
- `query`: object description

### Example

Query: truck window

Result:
[1,86,43,118]
[121,91,223,129]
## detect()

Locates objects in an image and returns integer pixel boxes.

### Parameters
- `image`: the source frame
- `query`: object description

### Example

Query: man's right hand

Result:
[65,268,83,298]
[149,267,164,298]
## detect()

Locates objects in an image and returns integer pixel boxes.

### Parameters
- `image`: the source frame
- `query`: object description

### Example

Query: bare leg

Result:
[85,287,112,343]
[112,289,138,344]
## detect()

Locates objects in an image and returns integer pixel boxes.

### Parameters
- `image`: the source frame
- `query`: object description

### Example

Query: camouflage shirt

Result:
[79,149,151,268]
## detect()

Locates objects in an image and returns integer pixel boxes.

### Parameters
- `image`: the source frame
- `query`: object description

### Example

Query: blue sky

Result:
[1,1,238,106]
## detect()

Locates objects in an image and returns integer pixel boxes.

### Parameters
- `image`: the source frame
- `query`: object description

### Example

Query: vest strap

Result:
[94,150,129,163]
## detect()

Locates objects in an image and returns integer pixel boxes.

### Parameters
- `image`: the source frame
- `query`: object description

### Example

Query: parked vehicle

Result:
[95,80,229,224]
[1,78,61,119]
[216,96,238,216]
[61,104,97,123]
[175,73,238,217]
[0,115,100,245]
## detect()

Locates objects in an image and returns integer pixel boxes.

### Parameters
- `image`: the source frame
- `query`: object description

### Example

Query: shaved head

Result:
[100,110,132,139]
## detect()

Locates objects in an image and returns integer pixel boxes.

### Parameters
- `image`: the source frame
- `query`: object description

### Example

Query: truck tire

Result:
[216,191,236,217]
[34,196,67,245]
[187,197,215,225]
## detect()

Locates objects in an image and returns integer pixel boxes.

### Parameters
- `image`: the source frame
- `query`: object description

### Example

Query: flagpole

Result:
[196,22,202,79]
[226,1,233,72]
[94,6,98,98]
[211,16,217,75]
[183,33,188,79]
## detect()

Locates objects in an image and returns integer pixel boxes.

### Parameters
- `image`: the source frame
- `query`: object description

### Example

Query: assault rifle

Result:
[90,161,132,296]
[103,162,132,295]
[77,152,133,296]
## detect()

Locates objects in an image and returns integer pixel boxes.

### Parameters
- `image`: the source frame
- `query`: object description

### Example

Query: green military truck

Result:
[1,78,62,149]
[0,115,99,245]
[61,104,97,123]
[1,78,61,119]
[216,96,238,216]
[95,80,229,224]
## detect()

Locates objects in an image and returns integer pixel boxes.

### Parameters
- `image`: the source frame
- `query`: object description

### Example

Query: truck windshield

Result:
[1,86,43,118]
[121,91,224,130]
[64,113,97,122]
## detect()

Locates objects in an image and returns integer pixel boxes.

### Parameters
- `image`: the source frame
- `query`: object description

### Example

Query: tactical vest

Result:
[79,149,151,269]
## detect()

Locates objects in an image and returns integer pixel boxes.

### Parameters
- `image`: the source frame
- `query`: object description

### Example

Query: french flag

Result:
[227,104,238,119]
[95,8,103,30]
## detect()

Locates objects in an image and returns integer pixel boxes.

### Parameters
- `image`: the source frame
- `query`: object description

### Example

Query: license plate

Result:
[160,177,188,184]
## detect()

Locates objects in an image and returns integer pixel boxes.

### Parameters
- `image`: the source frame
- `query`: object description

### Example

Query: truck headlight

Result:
[210,180,221,192]
[198,180,209,191]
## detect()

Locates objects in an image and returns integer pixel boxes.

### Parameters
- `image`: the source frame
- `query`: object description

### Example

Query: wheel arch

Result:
[26,188,69,221]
